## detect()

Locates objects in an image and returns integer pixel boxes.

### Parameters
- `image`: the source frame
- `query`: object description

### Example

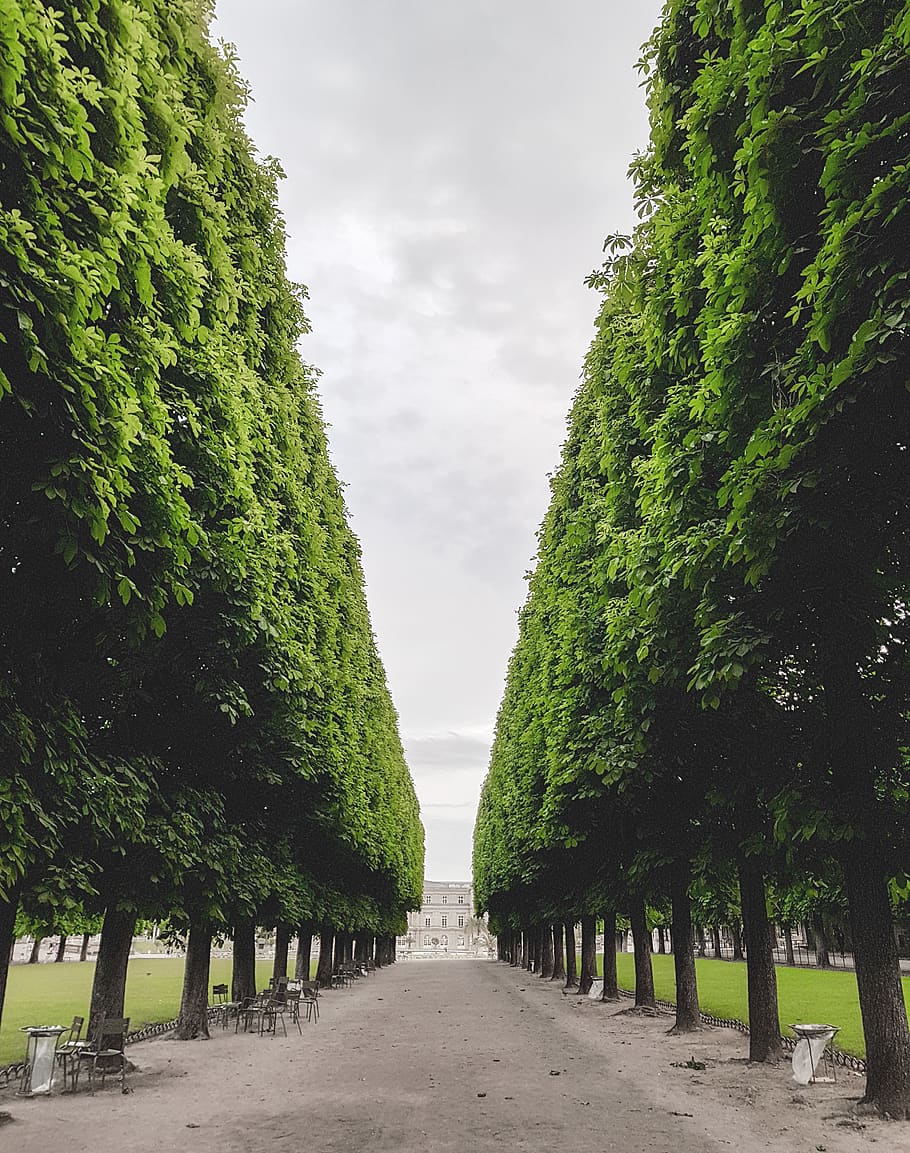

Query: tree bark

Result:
[79,932,91,963]
[295,926,313,980]
[784,924,795,967]
[696,922,707,958]
[89,906,136,1023]
[0,887,19,1031]
[564,921,578,987]
[738,858,781,1062]
[813,915,832,968]
[844,851,910,1116]
[712,926,723,959]
[578,916,596,994]
[272,921,290,982]
[601,910,619,1001]
[232,920,257,1003]
[28,935,43,964]
[174,920,212,1040]
[54,934,68,962]
[669,871,700,1033]
[316,926,334,985]
[630,900,656,1009]
[550,923,566,981]
[657,925,666,954]
[730,920,744,961]
[333,931,346,972]
[537,923,552,978]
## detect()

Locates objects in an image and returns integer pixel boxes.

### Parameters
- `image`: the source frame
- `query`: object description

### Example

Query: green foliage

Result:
[0,0,422,984]
[474,2,910,1092]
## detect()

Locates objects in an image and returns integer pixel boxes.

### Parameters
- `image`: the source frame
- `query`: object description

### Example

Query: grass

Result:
[594,952,910,1057]
[0,958,280,1066]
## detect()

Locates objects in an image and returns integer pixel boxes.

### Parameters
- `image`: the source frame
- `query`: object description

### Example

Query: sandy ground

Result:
[3,958,910,1152]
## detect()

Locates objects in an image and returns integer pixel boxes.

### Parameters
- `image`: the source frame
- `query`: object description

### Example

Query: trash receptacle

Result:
[790,1023,839,1085]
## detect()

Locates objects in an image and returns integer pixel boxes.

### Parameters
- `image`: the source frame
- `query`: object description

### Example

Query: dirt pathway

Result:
[3,959,909,1152]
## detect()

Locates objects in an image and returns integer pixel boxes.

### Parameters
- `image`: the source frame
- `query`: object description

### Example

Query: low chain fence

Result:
[614,987,867,1074]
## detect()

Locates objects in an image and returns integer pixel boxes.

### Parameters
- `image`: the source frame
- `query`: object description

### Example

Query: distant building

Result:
[399,880,490,957]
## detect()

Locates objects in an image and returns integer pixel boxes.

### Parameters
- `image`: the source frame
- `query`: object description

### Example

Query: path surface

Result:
[4,959,909,1152]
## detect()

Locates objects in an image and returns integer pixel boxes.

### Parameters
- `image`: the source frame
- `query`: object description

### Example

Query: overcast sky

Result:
[212,0,664,880]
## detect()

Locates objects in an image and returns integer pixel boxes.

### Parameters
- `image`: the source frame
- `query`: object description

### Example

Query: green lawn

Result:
[0,958,280,1066]
[595,952,910,1057]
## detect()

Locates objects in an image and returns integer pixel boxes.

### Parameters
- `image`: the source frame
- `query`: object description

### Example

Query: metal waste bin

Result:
[18,1026,67,1096]
[790,1023,839,1085]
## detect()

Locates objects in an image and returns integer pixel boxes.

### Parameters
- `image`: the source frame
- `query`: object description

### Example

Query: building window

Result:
[441,915,447,927]
[423,894,430,905]
[458,937,465,947]
[441,936,448,947]
[441,895,447,904]
[424,936,431,946]
[458,895,465,904]
[425,917,430,927]
[458,915,464,927]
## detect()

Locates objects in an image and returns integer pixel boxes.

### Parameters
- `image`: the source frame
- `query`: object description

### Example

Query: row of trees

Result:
[474,0,910,1118]
[0,0,423,1039]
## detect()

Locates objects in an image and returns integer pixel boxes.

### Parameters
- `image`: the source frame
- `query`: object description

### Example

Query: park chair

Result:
[236,994,278,1036]
[54,1015,85,1092]
[266,994,289,1038]
[300,981,320,1023]
[72,1016,130,1095]
[210,982,232,1028]
[283,989,303,1035]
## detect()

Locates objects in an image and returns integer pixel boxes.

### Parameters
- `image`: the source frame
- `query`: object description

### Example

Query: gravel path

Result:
[4,958,909,1152]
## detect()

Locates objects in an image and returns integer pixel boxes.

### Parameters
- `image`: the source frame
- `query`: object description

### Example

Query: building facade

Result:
[398,880,490,957]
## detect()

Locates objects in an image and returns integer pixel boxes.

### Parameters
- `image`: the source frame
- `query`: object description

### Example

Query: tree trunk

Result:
[79,932,91,963]
[551,922,566,981]
[344,933,355,966]
[630,900,656,1009]
[712,925,723,959]
[669,871,700,1033]
[657,925,666,954]
[738,858,781,1062]
[730,920,744,961]
[54,934,68,963]
[232,920,257,1003]
[695,922,707,958]
[601,910,619,1001]
[0,887,20,1031]
[784,924,795,967]
[333,931,346,972]
[28,935,43,964]
[537,923,553,978]
[844,852,910,1117]
[578,916,596,994]
[89,906,136,1023]
[316,926,334,985]
[174,920,212,1040]
[272,921,290,982]
[295,926,313,980]
[813,915,832,968]
[564,921,578,987]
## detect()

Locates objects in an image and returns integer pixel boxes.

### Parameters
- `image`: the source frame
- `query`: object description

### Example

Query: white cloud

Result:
[214,0,665,878]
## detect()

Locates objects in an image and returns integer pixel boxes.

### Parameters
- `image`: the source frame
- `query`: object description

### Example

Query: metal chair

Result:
[211,983,235,1028]
[300,981,320,1023]
[54,1015,85,1091]
[283,989,303,1035]
[72,1016,130,1095]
